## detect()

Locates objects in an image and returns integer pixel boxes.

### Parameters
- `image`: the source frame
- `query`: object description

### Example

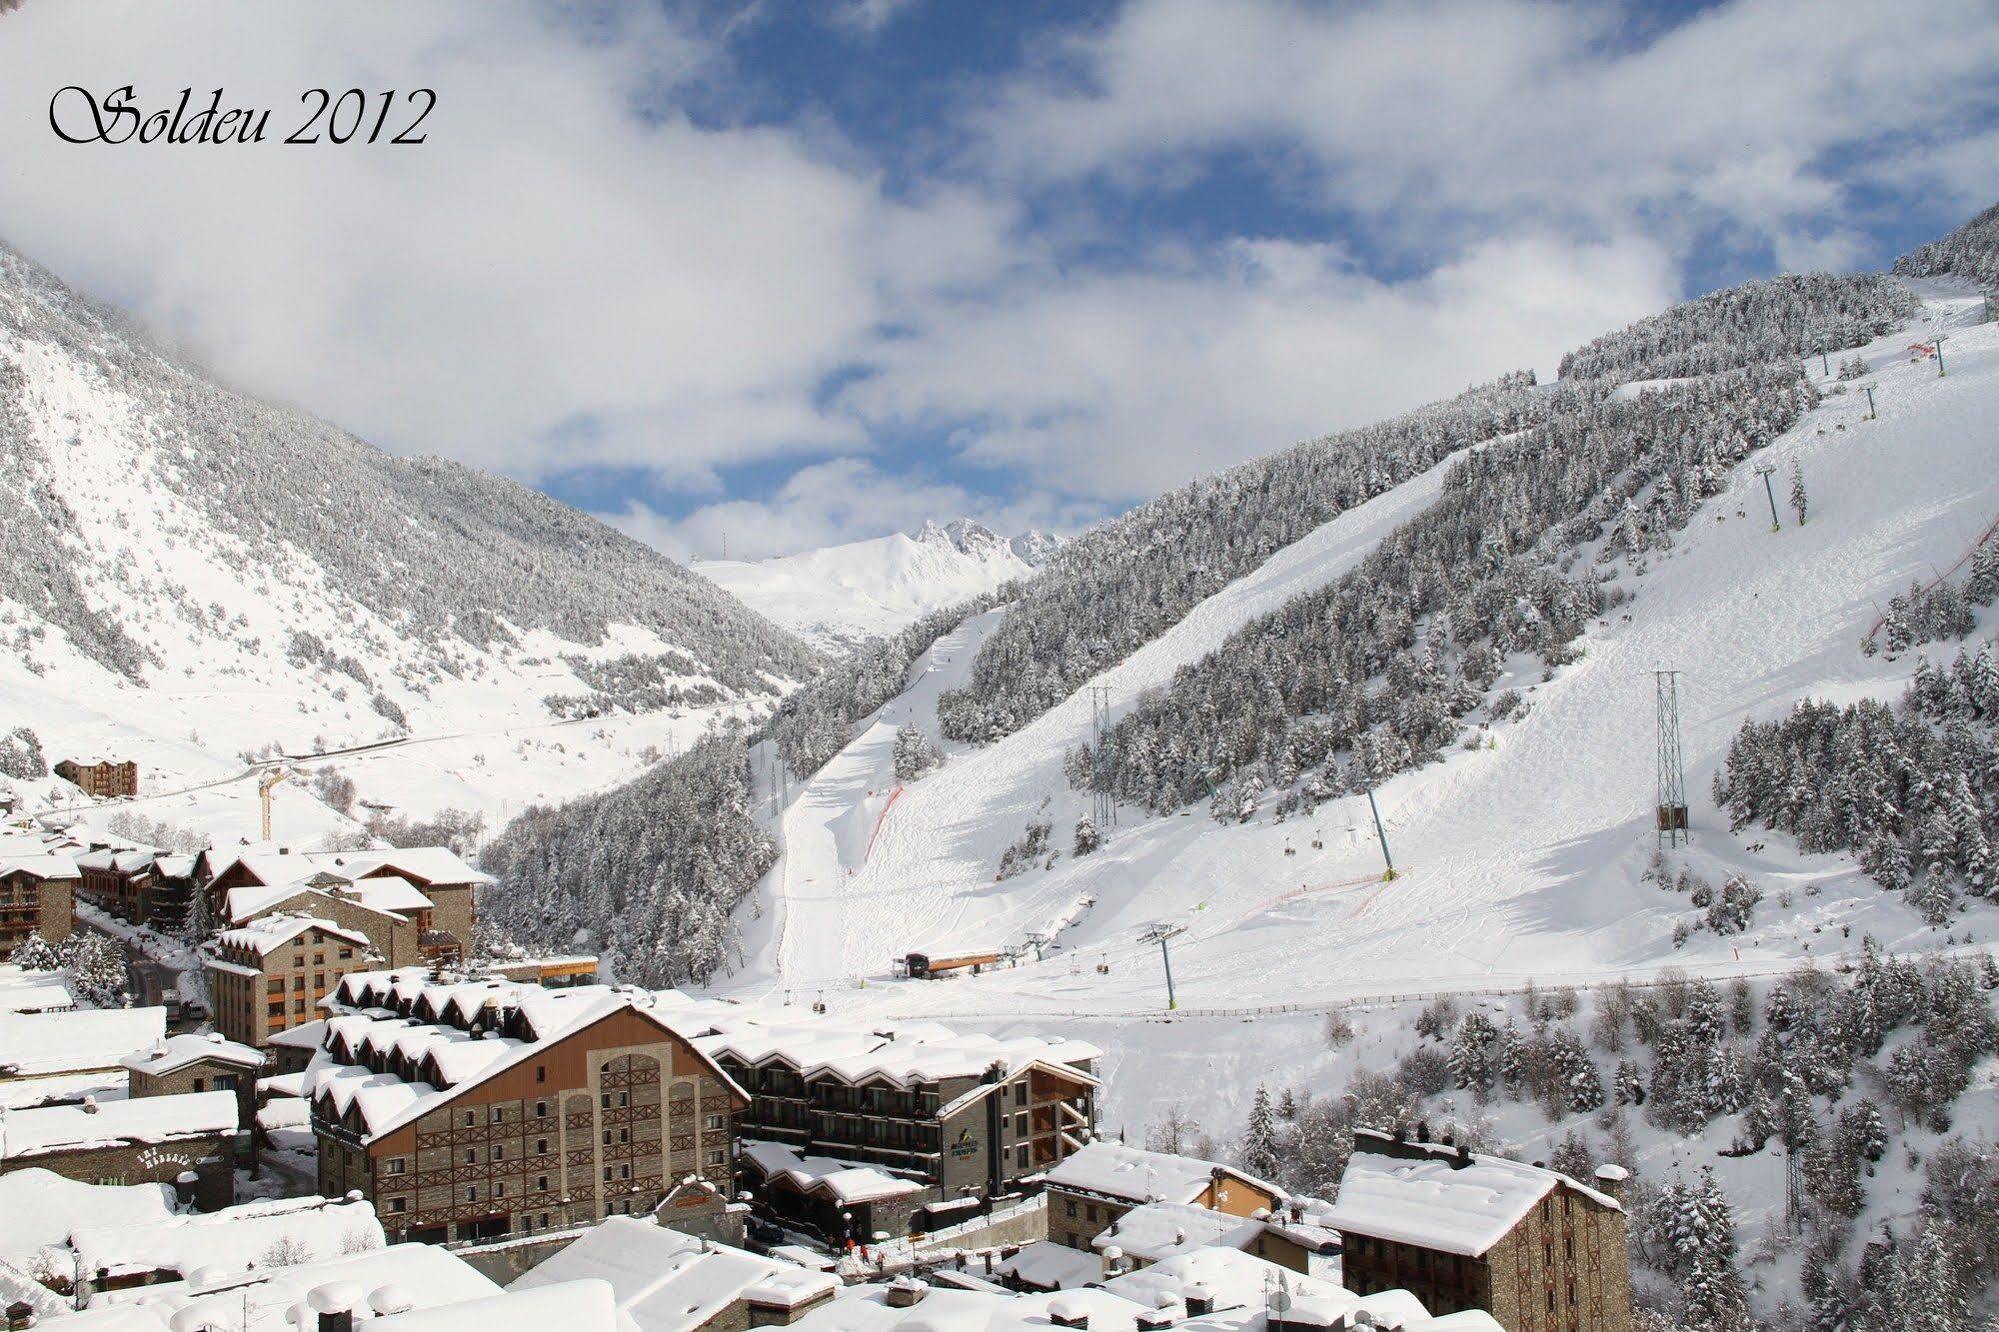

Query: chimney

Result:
[7,1299,36,1331]
[884,1278,926,1309]
[1593,1163,1629,1202]
[1048,1297,1091,1329]
[1416,1121,1430,1143]
[307,1282,361,1332]
[1183,1283,1215,1317]
[1451,1142,1472,1170]
[81,1096,98,1115]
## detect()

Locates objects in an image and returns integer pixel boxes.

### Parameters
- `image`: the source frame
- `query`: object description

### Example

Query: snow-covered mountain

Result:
[0,240,819,841]
[695,517,1060,652]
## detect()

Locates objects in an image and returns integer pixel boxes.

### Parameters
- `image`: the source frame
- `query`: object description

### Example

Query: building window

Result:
[537,1176,549,1192]
[495,1182,506,1198]
[464,1149,478,1165]
[489,1106,504,1125]
[602,1166,612,1183]
[601,1130,612,1146]
[386,1158,407,1175]
[620,1165,631,1180]
[1015,1083,1027,1106]
[463,1110,477,1128]
[601,1092,611,1109]
[389,1198,407,1214]
[491,1145,505,1162]
[536,1066,547,1083]
[1547,1292,1555,1313]
[536,1138,549,1155]
[467,1187,479,1203]
[535,1102,547,1119]
[1016,1145,1028,1169]
[705,1114,725,1130]
[618,1128,629,1145]
[706,1150,725,1166]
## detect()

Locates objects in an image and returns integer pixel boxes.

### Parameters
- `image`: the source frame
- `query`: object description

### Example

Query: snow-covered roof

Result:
[155,855,197,879]
[375,1279,621,1332]
[1323,1137,1619,1257]
[121,1032,266,1077]
[1101,1247,1360,1320]
[0,851,79,880]
[0,1254,69,1322]
[679,1003,1100,1094]
[0,1169,176,1274]
[1093,1201,1264,1263]
[741,1140,926,1204]
[226,875,434,926]
[511,1216,839,1330]
[0,1005,166,1077]
[70,1196,384,1282]
[991,1239,1103,1291]
[213,913,372,956]
[788,1282,1154,1332]
[75,846,162,875]
[316,849,493,888]
[0,976,73,1014]
[0,1089,238,1162]
[267,1018,329,1051]
[1043,1142,1269,1208]
[300,984,743,1145]
[83,1241,503,1332]
[207,846,492,891]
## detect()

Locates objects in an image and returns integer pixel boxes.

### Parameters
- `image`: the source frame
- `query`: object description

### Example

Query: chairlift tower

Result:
[1139,922,1186,1010]
[1655,670,1689,847]
[1089,686,1117,829]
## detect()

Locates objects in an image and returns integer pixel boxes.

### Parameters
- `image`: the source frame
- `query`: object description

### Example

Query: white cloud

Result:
[835,231,1678,497]
[831,0,924,36]
[979,0,1999,257]
[602,458,1099,563]
[0,0,973,481]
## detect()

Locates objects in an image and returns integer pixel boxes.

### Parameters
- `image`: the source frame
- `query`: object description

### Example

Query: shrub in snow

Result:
[996,818,1052,880]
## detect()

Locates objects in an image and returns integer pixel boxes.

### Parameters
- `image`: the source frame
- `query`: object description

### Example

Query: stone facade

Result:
[315,1004,743,1246]
[205,920,371,1047]
[1338,1140,1631,1332]
[128,1054,260,1126]
[1045,1155,1280,1254]
[236,888,419,967]
[0,866,74,955]
[54,760,137,799]
[0,1134,234,1210]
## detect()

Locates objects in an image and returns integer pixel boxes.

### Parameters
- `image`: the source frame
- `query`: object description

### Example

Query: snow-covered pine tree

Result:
[1240,1085,1281,1181]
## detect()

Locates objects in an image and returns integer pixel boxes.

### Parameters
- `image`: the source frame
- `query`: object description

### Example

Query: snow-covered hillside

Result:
[0,241,817,839]
[720,282,1998,1117]
[697,519,1058,652]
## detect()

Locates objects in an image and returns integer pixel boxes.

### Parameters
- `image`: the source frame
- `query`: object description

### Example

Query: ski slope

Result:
[722,286,1999,1066]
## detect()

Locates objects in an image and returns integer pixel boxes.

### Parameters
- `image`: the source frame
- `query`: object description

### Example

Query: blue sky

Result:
[4,0,1997,559]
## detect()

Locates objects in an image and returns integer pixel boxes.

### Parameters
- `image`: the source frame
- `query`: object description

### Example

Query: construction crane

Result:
[258,767,292,842]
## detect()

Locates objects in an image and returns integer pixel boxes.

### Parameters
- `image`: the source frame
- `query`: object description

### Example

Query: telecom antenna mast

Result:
[1655,670,1689,846]
[1090,686,1117,830]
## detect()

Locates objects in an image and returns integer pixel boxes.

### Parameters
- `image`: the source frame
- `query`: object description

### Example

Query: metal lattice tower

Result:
[1655,670,1689,846]
[1090,686,1117,829]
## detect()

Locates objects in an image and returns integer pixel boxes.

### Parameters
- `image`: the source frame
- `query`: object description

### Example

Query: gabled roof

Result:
[740,1140,925,1205]
[511,1216,839,1331]
[1092,1201,1264,1263]
[1043,1141,1275,1208]
[213,913,372,956]
[121,1032,266,1077]
[1323,1134,1619,1257]
[0,852,79,880]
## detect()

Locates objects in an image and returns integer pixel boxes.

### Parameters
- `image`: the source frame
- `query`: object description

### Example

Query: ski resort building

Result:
[1326,1129,1631,1332]
[0,1089,239,1209]
[200,846,488,964]
[74,844,200,933]
[1043,1140,1282,1254]
[122,1031,266,1125]
[203,914,377,1047]
[0,849,75,956]
[54,758,138,800]
[300,973,745,1245]
[684,1010,1101,1238]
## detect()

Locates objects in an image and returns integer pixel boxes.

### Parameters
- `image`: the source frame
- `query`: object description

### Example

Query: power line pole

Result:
[1140,923,1185,1010]
[1754,463,1781,532]
[1864,385,1876,420]
[1655,670,1689,848]
[1934,332,1948,377]
[1089,686,1117,830]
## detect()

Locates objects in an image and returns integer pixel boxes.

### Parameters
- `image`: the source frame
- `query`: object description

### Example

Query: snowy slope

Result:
[720,284,1997,1058]
[0,242,814,838]
[697,520,1057,653]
